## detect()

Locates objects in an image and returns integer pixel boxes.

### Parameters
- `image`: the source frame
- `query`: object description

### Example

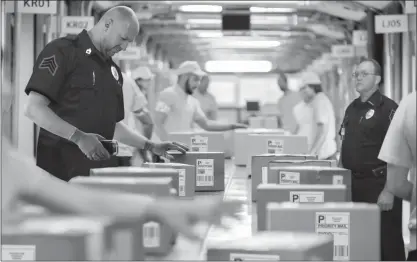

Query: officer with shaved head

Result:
[24,6,188,182]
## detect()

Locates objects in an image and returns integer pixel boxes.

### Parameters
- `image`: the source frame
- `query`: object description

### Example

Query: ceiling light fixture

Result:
[250,7,296,13]
[205,60,273,73]
[179,5,223,13]
[196,31,224,38]
[212,40,281,49]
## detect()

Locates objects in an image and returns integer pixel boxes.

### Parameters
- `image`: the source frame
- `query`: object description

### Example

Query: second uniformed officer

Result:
[24,6,188,182]
[339,59,404,260]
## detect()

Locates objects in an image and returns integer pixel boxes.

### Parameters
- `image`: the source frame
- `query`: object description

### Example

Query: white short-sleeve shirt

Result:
[119,73,148,155]
[155,86,206,134]
[378,91,416,251]
[311,92,337,159]
[293,101,315,150]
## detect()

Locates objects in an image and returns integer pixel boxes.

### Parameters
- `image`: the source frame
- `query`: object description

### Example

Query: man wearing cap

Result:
[276,72,302,132]
[154,61,247,141]
[338,59,403,260]
[194,74,218,120]
[295,72,337,160]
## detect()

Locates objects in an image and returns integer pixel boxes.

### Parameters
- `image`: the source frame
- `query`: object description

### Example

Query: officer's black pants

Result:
[37,140,119,182]
[352,175,405,261]
[408,250,417,261]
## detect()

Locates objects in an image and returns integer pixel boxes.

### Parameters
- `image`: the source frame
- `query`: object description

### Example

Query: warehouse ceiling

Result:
[93,0,394,72]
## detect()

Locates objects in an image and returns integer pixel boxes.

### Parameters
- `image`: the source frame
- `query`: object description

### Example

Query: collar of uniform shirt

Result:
[77,30,109,62]
[354,89,384,108]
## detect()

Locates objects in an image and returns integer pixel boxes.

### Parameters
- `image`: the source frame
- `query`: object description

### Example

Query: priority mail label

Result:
[289,191,324,203]
[333,175,344,185]
[178,169,186,197]
[191,136,208,152]
[316,212,350,261]
[230,253,280,261]
[143,221,160,248]
[266,139,284,154]
[196,159,214,187]
[279,171,300,184]
[2,245,36,260]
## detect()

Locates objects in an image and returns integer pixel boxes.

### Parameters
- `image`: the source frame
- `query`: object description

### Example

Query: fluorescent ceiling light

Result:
[179,5,223,13]
[197,31,223,38]
[212,40,281,49]
[187,17,290,25]
[205,60,273,73]
[250,7,296,13]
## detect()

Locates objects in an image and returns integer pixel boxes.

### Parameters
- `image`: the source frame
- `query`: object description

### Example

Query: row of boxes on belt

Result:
[2,174,177,260]
[2,150,231,261]
[215,153,379,261]
[168,128,297,165]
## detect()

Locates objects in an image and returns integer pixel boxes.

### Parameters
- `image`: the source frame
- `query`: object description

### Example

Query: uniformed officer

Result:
[24,6,187,182]
[339,59,404,260]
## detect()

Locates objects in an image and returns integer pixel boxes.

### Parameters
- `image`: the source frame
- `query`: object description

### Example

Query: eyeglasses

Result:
[352,72,378,78]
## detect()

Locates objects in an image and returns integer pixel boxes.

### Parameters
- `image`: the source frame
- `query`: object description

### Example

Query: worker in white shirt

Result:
[296,72,337,160]
[193,75,218,120]
[120,67,154,164]
[153,61,247,141]
[276,72,302,133]
[377,91,416,261]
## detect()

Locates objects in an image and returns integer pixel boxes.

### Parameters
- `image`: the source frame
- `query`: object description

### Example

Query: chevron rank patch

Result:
[39,55,58,76]
[389,109,396,122]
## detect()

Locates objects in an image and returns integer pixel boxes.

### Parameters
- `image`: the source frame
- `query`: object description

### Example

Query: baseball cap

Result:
[301,72,321,86]
[131,66,154,80]
[173,61,206,77]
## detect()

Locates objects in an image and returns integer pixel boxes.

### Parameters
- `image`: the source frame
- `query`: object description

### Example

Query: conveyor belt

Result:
[156,160,237,260]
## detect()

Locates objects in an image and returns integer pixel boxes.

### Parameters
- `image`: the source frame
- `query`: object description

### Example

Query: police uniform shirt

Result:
[339,90,398,174]
[24,30,125,179]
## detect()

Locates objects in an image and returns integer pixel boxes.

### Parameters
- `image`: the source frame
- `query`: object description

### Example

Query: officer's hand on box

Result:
[377,190,394,211]
[71,130,111,161]
[148,196,243,241]
[145,141,189,160]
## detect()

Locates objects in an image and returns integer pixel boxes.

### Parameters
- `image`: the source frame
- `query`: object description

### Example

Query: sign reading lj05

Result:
[375,15,409,34]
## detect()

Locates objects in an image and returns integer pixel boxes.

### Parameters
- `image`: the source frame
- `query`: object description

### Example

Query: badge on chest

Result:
[365,109,375,119]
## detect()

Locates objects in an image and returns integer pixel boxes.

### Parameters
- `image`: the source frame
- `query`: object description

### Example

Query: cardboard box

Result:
[248,116,278,129]
[69,176,176,256]
[272,166,352,201]
[2,216,145,261]
[142,162,195,198]
[169,151,225,192]
[244,134,308,169]
[256,184,347,231]
[168,131,225,153]
[234,129,286,166]
[266,202,380,261]
[250,154,317,202]
[90,167,179,195]
[206,231,333,261]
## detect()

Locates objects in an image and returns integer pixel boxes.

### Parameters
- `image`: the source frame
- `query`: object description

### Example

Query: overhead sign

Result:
[352,30,368,46]
[6,0,57,14]
[113,47,142,60]
[375,14,409,34]
[331,45,355,58]
[404,0,416,14]
[61,16,95,35]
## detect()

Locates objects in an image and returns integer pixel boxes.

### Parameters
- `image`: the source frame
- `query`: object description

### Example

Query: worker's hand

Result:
[73,131,111,161]
[146,141,189,160]
[231,123,248,129]
[150,196,243,241]
[377,190,394,211]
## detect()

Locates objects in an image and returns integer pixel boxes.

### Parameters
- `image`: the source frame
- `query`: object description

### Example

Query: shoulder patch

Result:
[39,55,58,76]
[389,109,396,121]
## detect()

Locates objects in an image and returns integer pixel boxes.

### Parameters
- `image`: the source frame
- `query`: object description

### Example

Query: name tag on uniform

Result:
[365,109,374,119]
[340,127,345,140]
